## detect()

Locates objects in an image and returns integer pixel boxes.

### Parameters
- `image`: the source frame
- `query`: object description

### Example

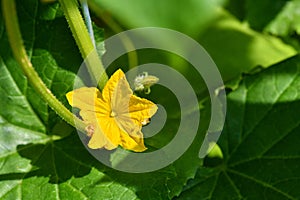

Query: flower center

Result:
[110,110,117,117]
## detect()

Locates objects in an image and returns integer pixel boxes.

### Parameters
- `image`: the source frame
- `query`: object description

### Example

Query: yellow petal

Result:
[102,68,158,127]
[129,95,158,126]
[66,87,107,113]
[88,129,117,150]
[119,130,147,152]
[78,110,115,149]
[66,69,157,152]
[102,69,132,113]
[87,126,113,149]
[96,114,146,152]
[98,117,121,146]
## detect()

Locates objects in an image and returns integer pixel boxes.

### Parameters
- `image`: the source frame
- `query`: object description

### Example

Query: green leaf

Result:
[224,0,246,21]
[176,55,300,199]
[0,1,203,199]
[246,0,288,31]
[265,0,300,36]
[225,0,289,31]
[198,9,296,87]
[90,0,226,37]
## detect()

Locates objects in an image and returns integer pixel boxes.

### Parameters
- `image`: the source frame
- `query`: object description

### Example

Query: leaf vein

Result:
[228,70,299,162]
[223,171,243,198]
[228,169,297,200]
[65,181,89,200]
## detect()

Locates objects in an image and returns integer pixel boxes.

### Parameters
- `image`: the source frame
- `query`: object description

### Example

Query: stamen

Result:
[110,111,117,117]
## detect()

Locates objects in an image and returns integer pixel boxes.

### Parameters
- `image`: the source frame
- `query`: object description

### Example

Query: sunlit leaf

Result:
[177,55,300,200]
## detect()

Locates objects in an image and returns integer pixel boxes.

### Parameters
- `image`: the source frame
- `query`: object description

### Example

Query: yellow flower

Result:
[66,69,158,152]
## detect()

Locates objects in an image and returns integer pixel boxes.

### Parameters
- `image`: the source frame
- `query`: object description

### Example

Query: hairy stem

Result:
[58,0,108,89]
[2,0,87,133]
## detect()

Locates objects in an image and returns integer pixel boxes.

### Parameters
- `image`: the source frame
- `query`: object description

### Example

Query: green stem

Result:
[2,0,87,133]
[58,0,108,89]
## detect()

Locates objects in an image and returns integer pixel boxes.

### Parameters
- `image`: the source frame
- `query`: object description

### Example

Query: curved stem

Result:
[58,0,108,89]
[2,0,87,133]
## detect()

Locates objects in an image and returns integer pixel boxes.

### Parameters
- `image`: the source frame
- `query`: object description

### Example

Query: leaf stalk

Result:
[58,0,108,89]
[2,0,87,134]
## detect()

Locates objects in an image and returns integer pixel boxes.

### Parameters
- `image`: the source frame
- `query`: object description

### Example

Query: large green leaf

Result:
[176,55,300,199]
[0,1,203,199]
[198,9,296,86]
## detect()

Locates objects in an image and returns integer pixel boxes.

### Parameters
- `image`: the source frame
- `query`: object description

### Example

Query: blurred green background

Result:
[90,0,297,87]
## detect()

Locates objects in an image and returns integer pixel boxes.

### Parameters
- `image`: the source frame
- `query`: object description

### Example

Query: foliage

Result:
[0,0,299,199]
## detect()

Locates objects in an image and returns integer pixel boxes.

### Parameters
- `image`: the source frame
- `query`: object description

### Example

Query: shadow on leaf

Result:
[15,134,96,184]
